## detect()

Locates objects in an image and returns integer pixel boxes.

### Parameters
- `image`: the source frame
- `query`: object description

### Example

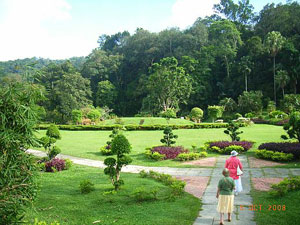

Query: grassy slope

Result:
[36,124,286,167]
[98,117,194,125]
[24,165,200,225]
[252,190,300,225]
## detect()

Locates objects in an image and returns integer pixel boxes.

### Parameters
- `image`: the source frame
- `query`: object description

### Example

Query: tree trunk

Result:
[273,56,277,104]
[245,73,248,92]
[282,87,285,99]
[224,56,230,78]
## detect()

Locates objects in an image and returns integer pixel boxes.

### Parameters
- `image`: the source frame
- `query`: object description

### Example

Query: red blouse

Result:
[225,156,243,180]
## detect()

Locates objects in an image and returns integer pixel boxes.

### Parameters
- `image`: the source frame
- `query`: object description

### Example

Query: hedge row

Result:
[258,142,300,159]
[251,118,289,126]
[36,123,246,131]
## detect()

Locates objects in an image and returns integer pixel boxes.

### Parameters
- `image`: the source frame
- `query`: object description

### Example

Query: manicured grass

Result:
[97,117,194,125]
[24,165,200,225]
[35,124,286,167]
[251,190,300,225]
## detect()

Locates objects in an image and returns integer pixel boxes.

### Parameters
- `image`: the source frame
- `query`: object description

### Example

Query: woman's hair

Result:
[222,168,230,177]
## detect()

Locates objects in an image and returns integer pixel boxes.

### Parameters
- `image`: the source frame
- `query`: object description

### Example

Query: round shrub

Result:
[87,109,101,122]
[64,159,73,170]
[190,107,203,122]
[46,124,61,139]
[48,146,61,159]
[111,134,131,155]
[100,145,113,155]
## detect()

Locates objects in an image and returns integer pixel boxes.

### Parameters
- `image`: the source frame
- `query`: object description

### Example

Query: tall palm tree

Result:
[239,56,253,92]
[265,31,285,104]
[275,70,290,98]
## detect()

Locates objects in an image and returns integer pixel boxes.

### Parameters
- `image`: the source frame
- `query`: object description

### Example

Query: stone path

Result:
[27,149,300,225]
[194,156,255,225]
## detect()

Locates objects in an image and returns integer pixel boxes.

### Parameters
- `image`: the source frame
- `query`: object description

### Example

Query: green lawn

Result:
[24,165,200,225]
[97,117,194,125]
[36,124,286,167]
[251,190,300,225]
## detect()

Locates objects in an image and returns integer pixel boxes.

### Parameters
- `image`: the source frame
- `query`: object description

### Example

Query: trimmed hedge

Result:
[36,123,246,131]
[258,142,300,159]
[255,149,294,161]
[209,141,253,151]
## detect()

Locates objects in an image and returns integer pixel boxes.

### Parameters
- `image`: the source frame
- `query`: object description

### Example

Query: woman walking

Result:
[225,150,243,195]
[216,168,235,225]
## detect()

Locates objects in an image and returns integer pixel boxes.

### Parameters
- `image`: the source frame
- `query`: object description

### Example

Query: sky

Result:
[0,0,287,61]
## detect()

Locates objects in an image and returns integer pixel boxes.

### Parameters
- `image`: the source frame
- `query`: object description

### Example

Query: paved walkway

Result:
[27,149,300,225]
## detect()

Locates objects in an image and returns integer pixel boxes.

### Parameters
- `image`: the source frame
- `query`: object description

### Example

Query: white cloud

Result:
[167,0,220,29]
[0,0,97,61]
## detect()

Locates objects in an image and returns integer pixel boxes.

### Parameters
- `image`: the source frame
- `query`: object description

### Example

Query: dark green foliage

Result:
[79,180,95,194]
[104,134,132,190]
[238,91,263,114]
[0,83,41,224]
[281,111,300,142]
[160,127,178,146]
[281,94,300,113]
[224,121,243,141]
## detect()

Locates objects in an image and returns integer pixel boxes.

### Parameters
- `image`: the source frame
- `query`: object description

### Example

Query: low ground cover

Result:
[35,124,287,167]
[24,165,200,225]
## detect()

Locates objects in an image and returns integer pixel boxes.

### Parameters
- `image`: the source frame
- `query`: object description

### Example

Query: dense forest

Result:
[1,0,300,123]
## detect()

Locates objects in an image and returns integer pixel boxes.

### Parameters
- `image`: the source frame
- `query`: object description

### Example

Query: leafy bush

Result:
[221,145,245,155]
[104,134,132,190]
[45,158,66,172]
[190,107,203,122]
[269,176,300,197]
[72,109,82,124]
[281,111,300,142]
[210,146,221,153]
[207,105,224,122]
[176,152,207,161]
[281,94,300,113]
[209,141,253,151]
[238,91,263,114]
[87,109,101,122]
[267,101,276,112]
[258,142,300,158]
[255,149,293,161]
[160,126,178,146]
[79,179,95,194]
[0,83,42,224]
[64,159,73,170]
[139,170,186,197]
[160,108,176,119]
[132,187,159,202]
[152,146,188,160]
[245,112,256,118]
[269,110,288,119]
[100,145,113,155]
[224,121,243,141]
[48,146,61,159]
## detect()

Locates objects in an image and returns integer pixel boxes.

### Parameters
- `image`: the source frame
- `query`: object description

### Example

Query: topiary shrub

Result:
[160,127,178,146]
[221,145,244,155]
[190,107,203,123]
[207,105,224,122]
[104,134,132,190]
[224,121,243,141]
[40,124,62,160]
[79,179,95,194]
[100,129,120,155]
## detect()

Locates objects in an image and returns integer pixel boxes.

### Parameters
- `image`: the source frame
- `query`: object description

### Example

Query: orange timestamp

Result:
[240,205,286,211]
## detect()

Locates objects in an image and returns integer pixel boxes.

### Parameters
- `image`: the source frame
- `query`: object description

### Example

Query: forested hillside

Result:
[1,1,299,123]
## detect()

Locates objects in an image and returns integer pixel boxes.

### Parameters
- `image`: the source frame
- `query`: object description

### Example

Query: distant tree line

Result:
[0,1,299,123]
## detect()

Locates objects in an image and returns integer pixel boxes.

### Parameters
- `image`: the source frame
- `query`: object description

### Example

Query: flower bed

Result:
[151,146,188,160]
[209,141,253,151]
[258,142,300,159]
